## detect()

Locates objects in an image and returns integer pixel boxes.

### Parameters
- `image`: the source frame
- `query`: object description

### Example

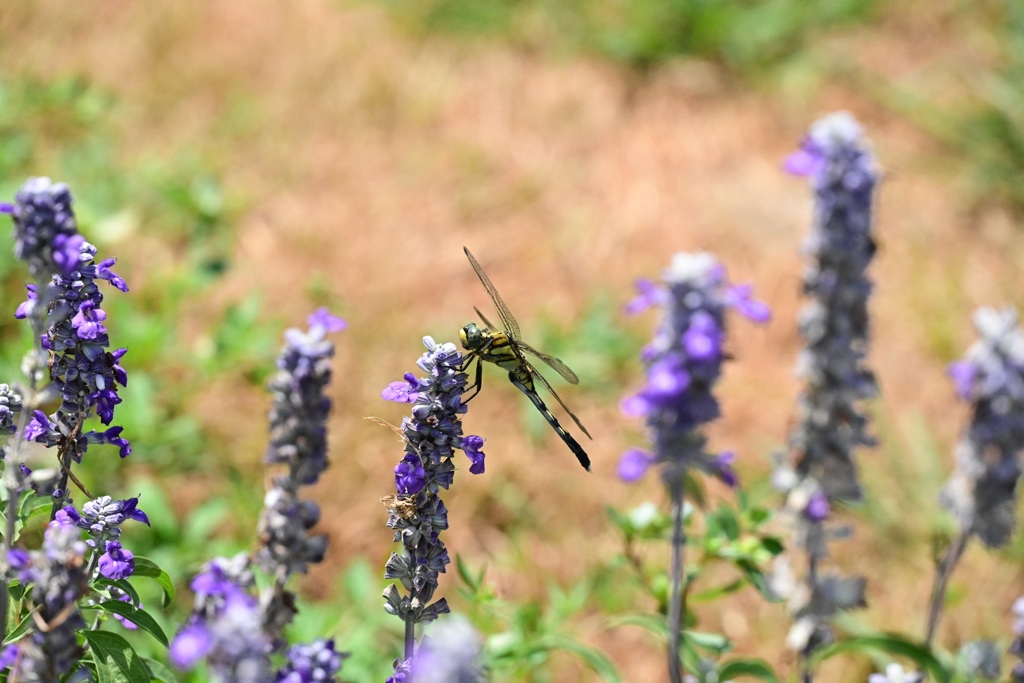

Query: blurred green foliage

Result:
[380,0,877,71]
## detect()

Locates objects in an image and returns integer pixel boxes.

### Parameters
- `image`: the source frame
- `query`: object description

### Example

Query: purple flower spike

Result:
[622,251,767,489]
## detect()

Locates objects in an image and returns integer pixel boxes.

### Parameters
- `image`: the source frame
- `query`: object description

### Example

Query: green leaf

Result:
[143,657,178,683]
[83,630,151,683]
[691,579,745,603]
[534,635,622,682]
[718,657,781,682]
[92,600,169,646]
[608,612,668,638]
[3,607,35,644]
[686,630,731,655]
[130,556,175,606]
[760,537,785,555]
[814,634,951,683]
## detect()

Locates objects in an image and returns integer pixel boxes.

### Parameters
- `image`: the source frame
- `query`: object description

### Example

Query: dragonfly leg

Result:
[461,357,484,404]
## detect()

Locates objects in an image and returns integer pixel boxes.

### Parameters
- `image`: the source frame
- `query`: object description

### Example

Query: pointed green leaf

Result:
[93,600,169,646]
[718,657,780,682]
[814,634,951,683]
[130,556,175,606]
[143,657,178,683]
[83,630,151,683]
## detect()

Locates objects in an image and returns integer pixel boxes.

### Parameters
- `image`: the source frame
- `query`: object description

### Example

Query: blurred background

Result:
[1,0,1023,680]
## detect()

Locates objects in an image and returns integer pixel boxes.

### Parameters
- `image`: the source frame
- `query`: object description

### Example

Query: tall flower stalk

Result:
[381,337,486,681]
[3,177,131,520]
[0,178,131,647]
[776,112,878,682]
[170,309,347,681]
[929,307,1024,644]
[619,252,768,683]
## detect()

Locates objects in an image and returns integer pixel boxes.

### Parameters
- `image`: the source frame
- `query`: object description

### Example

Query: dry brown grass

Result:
[3,1,1023,679]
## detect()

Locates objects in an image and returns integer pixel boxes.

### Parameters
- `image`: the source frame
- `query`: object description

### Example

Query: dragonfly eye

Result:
[459,324,481,350]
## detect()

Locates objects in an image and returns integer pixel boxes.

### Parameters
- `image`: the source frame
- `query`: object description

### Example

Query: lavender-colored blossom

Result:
[382,337,485,663]
[275,639,346,683]
[10,518,89,681]
[619,252,768,489]
[170,555,273,682]
[408,618,485,683]
[785,111,879,504]
[940,307,1024,547]
[387,659,413,683]
[111,589,140,631]
[64,495,149,548]
[98,540,135,579]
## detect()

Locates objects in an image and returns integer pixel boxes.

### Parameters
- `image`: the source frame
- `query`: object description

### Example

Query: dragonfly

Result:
[459,246,593,471]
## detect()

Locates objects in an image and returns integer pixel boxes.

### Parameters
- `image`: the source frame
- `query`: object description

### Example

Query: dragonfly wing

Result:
[516,340,579,385]
[474,306,500,333]
[464,247,522,339]
[525,361,592,440]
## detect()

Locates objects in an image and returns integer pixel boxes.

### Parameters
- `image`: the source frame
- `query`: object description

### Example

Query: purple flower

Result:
[712,451,739,488]
[940,306,1024,547]
[785,111,879,505]
[618,448,653,482]
[171,556,273,679]
[0,644,18,669]
[804,491,830,522]
[461,435,486,474]
[383,373,420,403]
[276,638,346,682]
[265,311,343,485]
[408,618,484,683]
[383,337,483,635]
[307,307,346,333]
[621,252,768,487]
[112,591,140,631]
[169,623,214,668]
[98,540,135,579]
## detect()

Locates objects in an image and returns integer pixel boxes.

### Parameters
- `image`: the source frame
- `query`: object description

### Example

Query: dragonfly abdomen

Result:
[509,376,592,471]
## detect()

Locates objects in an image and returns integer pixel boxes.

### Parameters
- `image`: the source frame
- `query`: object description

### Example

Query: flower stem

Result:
[667,490,686,683]
[925,530,968,646]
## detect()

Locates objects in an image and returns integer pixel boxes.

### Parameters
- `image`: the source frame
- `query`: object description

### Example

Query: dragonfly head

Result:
[459,323,484,351]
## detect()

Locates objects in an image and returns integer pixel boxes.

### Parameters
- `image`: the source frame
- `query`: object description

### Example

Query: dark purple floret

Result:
[98,540,135,579]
